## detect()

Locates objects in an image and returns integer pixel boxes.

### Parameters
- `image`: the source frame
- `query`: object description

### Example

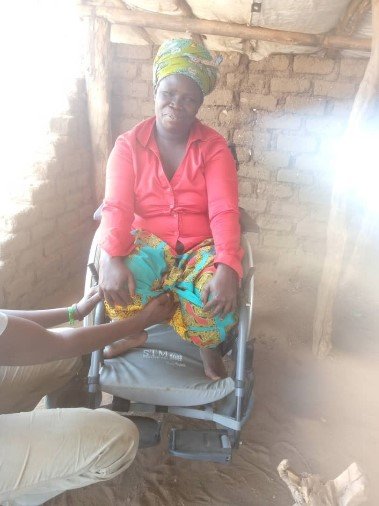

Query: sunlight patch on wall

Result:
[1,0,85,206]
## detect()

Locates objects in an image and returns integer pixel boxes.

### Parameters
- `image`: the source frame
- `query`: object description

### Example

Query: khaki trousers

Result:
[0,408,139,505]
[0,357,82,414]
[0,360,139,505]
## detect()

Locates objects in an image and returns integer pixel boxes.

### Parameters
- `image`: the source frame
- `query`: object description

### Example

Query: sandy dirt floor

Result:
[45,237,379,505]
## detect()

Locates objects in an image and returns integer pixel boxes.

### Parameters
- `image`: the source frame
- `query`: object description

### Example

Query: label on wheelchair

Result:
[142,349,185,367]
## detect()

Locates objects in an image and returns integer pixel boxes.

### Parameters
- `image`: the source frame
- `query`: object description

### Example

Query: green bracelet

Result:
[67,305,77,326]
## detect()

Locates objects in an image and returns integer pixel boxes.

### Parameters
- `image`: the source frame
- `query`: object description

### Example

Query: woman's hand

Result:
[75,286,102,320]
[142,293,176,328]
[202,264,239,318]
[99,251,136,307]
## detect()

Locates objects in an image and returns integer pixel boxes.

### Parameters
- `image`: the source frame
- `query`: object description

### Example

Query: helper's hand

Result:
[75,286,102,320]
[99,251,136,307]
[142,293,176,328]
[202,264,239,319]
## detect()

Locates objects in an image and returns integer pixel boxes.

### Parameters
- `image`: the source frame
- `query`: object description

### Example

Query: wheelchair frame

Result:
[84,230,254,462]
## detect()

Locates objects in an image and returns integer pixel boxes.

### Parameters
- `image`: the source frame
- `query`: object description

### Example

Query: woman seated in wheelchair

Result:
[99,38,243,381]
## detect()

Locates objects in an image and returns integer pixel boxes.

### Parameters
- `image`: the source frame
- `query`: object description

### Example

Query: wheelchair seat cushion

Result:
[99,324,235,407]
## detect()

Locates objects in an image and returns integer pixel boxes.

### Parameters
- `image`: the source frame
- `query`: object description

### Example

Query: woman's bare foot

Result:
[103,331,148,359]
[200,348,227,381]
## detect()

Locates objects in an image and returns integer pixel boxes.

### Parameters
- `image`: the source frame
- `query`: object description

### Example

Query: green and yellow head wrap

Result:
[153,38,221,97]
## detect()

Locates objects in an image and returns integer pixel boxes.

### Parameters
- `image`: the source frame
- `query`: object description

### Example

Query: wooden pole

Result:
[83,14,112,204]
[312,0,379,357]
[78,6,372,52]
[335,0,371,36]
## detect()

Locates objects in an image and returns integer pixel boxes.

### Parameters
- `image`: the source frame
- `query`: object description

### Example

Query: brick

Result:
[0,231,31,258]
[271,77,311,94]
[294,55,335,74]
[235,147,252,163]
[140,62,153,81]
[295,154,326,172]
[220,52,241,72]
[219,107,251,125]
[62,153,84,174]
[1,204,40,233]
[240,75,266,94]
[49,115,77,137]
[240,93,277,111]
[43,234,68,256]
[299,187,331,205]
[269,183,293,199]
[112,60,138,79]
[285,96,326,115]
[32,158,62,180]
[55,177,79,196]
[277,169,313,185]
[239,196,267,213]
[31,276,65,302]
[125,80,150,99]
[5,270,35,299]
[277,134,318,153]
[116,44,152,60]
[305,116,345,135]
[204,89,234,106]
[339,58,368,78]
[40,199,66,218]
[259,113,301,131]
[250,54,290,72]
[31,180,58,204]
[330,100,353,118]
[256,151,291,168]
[263,233,297,249]
[34,257,64,284]
[297,237,326,255]
[65,189,91,212]
[238,163,270,181]
[256,216,292,232]
[270,201,308,218]
[238,180,252,196]
[17,244,44,271]
[197,106,220,124]
[233,129,254,145]
[140,101,155,117]
[116,117,139,134]
[57,211,77,230]
[31,219,56,242]
[296,218,327,238]
[314,80,356,99]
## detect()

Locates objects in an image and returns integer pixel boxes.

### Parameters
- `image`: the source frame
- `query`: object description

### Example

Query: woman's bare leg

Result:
[200,348,227,381]
[103,331,148,359]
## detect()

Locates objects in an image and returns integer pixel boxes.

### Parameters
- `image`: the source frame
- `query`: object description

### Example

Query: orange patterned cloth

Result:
[105,231,238,348]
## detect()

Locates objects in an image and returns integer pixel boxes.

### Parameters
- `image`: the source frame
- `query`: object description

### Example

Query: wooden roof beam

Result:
[172,0,204,45]
[334,0,371,36]
[78,6,372,52]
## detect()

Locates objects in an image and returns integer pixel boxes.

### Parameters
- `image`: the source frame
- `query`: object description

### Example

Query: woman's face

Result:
[154,74,203,136]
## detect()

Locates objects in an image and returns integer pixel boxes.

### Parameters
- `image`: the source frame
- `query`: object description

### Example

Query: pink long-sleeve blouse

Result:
[99,117,243,278]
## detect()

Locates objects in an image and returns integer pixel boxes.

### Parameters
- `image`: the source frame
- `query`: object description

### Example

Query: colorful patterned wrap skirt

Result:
[105,231,238,348]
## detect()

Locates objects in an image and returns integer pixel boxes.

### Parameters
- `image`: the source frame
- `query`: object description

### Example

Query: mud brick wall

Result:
[0,79,96,308]
[110,45,367,276]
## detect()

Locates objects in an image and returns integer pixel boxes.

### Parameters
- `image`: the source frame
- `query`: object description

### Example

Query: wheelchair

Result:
[84,213,255,464]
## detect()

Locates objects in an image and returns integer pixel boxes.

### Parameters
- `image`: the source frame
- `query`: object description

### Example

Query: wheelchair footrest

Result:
[168,428,232,463]
[124,416,161,449]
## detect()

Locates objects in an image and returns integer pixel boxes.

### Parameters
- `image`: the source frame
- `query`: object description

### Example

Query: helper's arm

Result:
[1,289,100,328]
[0,294,174,366]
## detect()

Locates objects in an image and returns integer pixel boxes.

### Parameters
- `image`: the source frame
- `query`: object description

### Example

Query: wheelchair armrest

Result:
[93,203,104,222]
[239,207,259,234]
